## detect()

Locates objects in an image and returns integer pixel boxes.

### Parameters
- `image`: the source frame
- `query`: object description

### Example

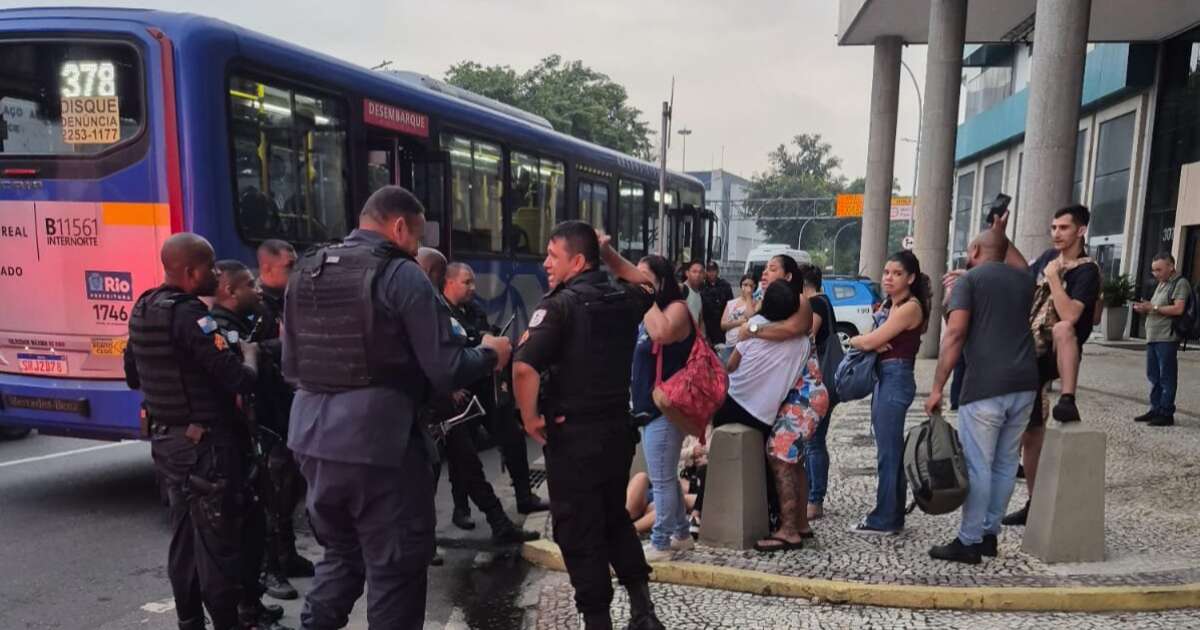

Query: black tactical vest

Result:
[549,274,643,417]
[285,239,420,394]
[127,286,223,425]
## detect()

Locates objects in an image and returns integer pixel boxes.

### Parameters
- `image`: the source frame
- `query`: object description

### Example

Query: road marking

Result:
[140,598,175,614]
[0,441,137,469]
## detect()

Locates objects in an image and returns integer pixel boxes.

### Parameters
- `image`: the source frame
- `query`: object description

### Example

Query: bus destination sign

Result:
[363,99,429,138]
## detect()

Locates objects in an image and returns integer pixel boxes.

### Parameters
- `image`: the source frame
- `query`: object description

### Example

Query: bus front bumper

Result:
[0,373,143,441]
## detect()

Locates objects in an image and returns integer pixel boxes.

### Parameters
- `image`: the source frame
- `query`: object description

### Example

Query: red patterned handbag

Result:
[651,318,728,444]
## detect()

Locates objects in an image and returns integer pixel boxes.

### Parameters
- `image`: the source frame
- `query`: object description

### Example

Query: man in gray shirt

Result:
[926,230,1039,564]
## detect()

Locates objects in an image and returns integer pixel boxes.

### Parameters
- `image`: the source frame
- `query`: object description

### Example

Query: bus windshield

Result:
[0,39,143,155]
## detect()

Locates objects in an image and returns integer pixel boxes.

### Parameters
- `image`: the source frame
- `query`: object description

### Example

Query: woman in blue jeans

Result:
[629,255,695,562]
[848,250,931,535]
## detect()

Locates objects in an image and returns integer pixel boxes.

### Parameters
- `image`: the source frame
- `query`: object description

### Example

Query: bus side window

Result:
[510,151,563,255]
[618,180,646,260]
[228,74,349,245]
[443,134,503,254]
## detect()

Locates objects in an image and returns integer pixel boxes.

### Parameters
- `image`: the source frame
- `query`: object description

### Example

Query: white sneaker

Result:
[642,542,673,562]
[669,536,694,551]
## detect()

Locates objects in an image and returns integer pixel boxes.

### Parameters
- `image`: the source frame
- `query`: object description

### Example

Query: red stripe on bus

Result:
[148,27,184,233]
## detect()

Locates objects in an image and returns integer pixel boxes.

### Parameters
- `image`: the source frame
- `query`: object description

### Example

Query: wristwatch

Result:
[748,322,761,337]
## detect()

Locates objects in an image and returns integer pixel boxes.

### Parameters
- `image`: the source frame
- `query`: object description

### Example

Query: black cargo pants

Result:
[151,424,247,630]
[544,415,651,616]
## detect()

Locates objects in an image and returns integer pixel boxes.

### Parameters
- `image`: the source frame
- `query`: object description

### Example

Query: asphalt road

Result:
[0,431,542,630]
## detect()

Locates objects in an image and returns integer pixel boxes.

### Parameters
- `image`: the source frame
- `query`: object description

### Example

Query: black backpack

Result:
[903,413,970,515]
[1171,277,1199,343]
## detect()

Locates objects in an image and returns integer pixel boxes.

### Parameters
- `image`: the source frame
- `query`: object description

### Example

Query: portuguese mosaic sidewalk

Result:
[524,343,1200,624]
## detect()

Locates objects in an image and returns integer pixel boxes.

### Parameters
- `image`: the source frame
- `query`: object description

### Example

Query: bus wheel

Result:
[0,427,32,440]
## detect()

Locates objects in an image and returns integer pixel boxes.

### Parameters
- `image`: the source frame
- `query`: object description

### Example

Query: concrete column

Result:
[1015,0,1092,256]
[861,36,903,282]
[912,0,967,358]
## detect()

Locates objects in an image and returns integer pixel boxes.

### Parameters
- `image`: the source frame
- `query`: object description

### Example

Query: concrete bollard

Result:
[1021,424,1107,563]
[699,424,769,550]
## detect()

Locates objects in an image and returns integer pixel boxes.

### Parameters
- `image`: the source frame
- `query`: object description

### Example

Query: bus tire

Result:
[0,426,32,440]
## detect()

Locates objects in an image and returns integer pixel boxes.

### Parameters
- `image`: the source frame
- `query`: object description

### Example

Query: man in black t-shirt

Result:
[989,204,1100,526]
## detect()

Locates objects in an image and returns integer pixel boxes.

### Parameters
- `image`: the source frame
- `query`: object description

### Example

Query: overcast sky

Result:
[27,0,928,193]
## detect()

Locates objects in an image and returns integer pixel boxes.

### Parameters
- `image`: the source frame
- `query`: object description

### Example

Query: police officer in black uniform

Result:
[284,186,511,629]
[253,239,312,598]
[513,221,665,630]
[442,262,549,529]
[124,233,260,630]
[430,262,539,544]
[209,260,292,630]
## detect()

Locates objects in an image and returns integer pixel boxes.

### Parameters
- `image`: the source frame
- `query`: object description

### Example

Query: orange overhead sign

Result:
[836,194,863,217]
[837,194,914,220]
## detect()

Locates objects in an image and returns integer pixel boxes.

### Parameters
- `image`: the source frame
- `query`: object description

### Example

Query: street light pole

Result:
[900,59,922,238]
[677,127,692,172]
[830,220,858,275]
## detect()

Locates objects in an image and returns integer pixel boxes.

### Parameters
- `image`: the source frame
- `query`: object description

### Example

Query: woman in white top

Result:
[717,280,822,552]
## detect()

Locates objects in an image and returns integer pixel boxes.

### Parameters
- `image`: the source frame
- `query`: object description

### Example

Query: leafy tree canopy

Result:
[445,55,653,159]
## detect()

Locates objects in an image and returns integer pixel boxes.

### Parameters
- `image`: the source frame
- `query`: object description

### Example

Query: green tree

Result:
[445,55,653,159]
[743,134,847,263]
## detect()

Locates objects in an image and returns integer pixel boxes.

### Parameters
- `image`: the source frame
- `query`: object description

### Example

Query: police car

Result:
[824,276,881,351]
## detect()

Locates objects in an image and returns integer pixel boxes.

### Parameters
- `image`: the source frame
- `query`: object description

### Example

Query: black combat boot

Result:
[488,510,540,545]
[178,617,206,630]
[624,581,665,630]
[261,570,298,600]
[238,601,293,630]
[583,611,613,630]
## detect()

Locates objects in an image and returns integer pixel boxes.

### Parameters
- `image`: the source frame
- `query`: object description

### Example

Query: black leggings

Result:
[713,397,779,528]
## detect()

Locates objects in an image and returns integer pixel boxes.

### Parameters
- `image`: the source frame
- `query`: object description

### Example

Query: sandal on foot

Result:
[754,536,804,553]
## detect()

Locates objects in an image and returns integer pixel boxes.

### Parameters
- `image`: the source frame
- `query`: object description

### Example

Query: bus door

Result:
[363,134,449,252]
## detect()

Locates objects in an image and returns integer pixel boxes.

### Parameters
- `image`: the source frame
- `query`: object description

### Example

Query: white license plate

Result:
[16,353,68,375]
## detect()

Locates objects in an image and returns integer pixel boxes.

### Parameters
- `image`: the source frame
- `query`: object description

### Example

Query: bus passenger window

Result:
[618,180,646,260]
[578,180,609,233]
[443,134,503,253]
[228,74,348,244]
[510,152,564,255]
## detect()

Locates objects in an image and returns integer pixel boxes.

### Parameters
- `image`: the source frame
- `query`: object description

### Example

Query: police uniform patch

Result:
[213,333,228,351]
[225,330,240,344]
[196,315,218,334]
[449,316,467,340]
[528,309,547,328]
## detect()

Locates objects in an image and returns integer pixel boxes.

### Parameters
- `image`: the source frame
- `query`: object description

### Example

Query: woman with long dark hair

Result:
[848,250,931,535]
[629,254,696,562]
[797,263,838,521]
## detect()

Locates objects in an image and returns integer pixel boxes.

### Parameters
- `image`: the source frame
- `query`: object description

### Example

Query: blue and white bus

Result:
[0,7,711,441]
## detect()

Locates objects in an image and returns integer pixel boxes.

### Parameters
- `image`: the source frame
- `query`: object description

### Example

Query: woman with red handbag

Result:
[629,254,698,563]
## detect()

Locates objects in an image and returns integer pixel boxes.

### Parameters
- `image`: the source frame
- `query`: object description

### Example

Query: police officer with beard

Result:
[283,186,511,629]
[124,233,260,630]
[252,239,313,599]
[512,221,665,630]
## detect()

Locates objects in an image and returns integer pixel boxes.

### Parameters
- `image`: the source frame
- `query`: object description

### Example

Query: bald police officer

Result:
[125,233,260,630]
[513,221,665,630]
[284,186,511,629]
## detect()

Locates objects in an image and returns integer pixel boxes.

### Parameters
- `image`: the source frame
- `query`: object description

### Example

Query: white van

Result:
[743,244,812,284]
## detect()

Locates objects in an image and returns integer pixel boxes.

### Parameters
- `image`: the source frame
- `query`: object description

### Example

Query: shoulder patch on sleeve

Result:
[196,315,218,334]
[528,309,547,328]
[213,333,229,351]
